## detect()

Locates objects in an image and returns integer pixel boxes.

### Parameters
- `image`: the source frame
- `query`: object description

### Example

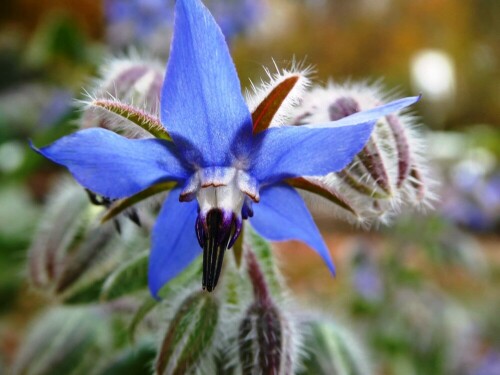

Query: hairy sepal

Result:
[101,181,177,224]
[88,99,171,140]
[246,64,312,128]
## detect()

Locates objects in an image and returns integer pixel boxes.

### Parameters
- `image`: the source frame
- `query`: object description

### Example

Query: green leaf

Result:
[298,320,371,375]
[232,223,245,268]
[97,340,156,375]
[156,292,219,375]
[101,250,149,301]
[157,259,203,299]
[128,297,158,343]
[62,277,107,304]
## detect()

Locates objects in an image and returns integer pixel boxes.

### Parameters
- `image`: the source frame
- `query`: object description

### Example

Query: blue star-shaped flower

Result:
[34,0,419,297]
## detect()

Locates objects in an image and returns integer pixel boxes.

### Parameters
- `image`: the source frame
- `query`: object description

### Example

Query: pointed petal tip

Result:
[250,184,338,278]
[148,275,162,301]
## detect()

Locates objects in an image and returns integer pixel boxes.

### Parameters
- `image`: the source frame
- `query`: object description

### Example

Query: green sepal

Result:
[101,181,176,224]
[286,177,359,216]
[90,99,171,140]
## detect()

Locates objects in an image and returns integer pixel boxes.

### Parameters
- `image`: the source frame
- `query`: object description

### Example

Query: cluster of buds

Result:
[244,65,433,224]
[289,82,433,224]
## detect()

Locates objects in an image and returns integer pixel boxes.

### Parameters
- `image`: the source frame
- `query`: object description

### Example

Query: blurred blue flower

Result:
[34,0,418,297]
[442,165,500,232]
[472,351,500,375]
[104,0,172,49]
[351,242,383,302]
[206,0,263,39]
[38,89,73,128]
[104,0,264,49]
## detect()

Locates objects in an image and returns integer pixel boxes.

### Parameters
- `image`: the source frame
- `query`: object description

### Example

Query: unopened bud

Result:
[12,306,114,375]
[238,301,291,375]
[155,291,219,375]
[238,249,295,374]
[291,83,433,224]
[81,57,165,139]
[28,178,134,301]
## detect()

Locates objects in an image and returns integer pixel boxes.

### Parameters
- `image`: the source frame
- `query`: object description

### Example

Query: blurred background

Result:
[0,0,498,374]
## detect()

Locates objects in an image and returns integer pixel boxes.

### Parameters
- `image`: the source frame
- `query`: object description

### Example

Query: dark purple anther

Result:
[241,198,254,220]
[196,208,242,292]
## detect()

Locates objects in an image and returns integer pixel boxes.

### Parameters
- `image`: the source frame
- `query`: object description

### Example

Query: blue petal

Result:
[249,184,335,275]
[311,95,421,128]
[160,0,252,167]
[250,96,420,184]
[250,122,373,184]
[148,187,201,298]
[33,128,189,199]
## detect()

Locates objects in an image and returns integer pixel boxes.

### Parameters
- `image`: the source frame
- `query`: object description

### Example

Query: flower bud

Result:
[81,56,165,139]
[237,249,296,374]
[238,300,294,375]
[27,178,140,301]
[155,291,219,375]
[12,306,114,375]
[292,82,433,224]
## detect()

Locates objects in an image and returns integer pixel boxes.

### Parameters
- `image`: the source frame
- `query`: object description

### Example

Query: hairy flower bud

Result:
[155,291,219,375]
[27,178,143,301]
[237,250,296,375]
[12,306,114,375]
[81,56,165,139]
[292,82,433,224]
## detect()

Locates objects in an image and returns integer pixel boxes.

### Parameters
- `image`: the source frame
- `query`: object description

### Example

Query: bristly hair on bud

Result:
[79,53,166,139]
[235,249,300,375]
[245,59,313,129]
[290,81,436,225]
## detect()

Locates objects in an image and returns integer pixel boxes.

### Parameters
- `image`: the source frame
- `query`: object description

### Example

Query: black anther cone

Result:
[198,209,239,292]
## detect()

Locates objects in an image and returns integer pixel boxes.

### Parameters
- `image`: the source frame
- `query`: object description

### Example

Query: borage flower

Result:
[33,0,419,297]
